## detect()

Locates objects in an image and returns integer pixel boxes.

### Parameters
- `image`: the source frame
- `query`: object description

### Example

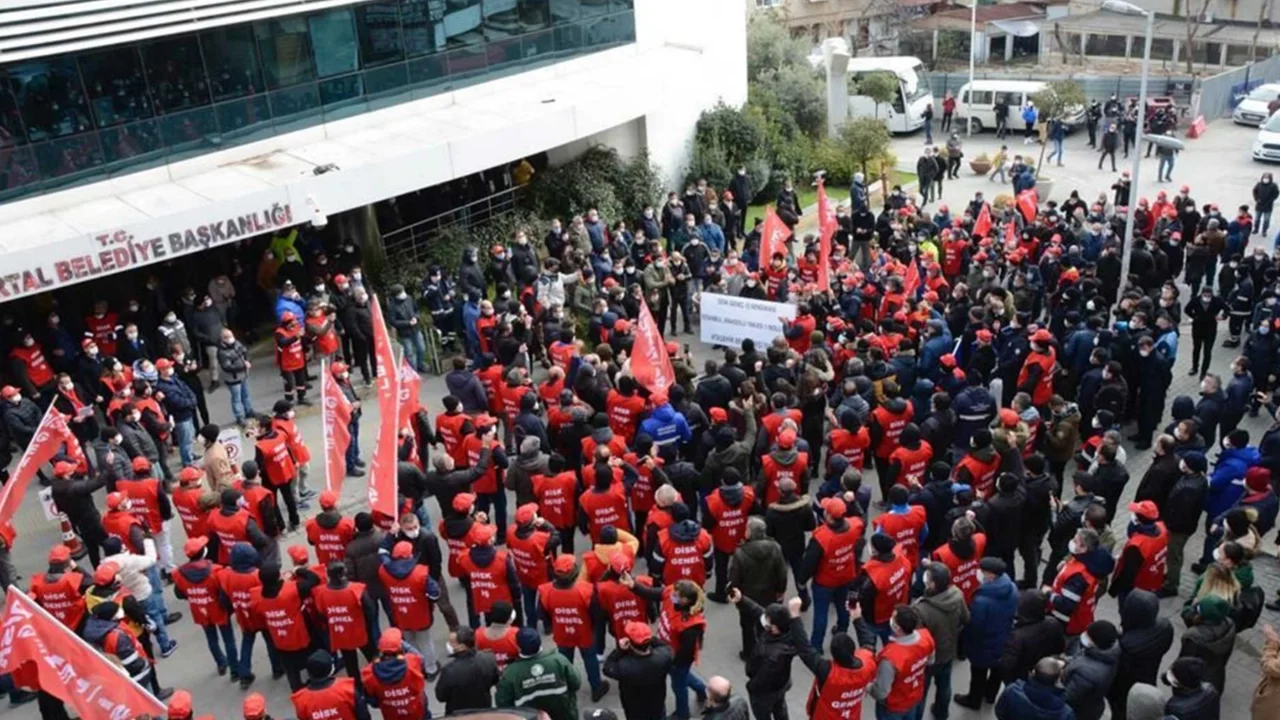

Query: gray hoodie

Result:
[912,585,969,664]
[504,436,548,506]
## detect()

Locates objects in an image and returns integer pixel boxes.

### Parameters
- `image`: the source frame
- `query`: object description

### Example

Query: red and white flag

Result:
[397,355,421,433]
[367,296,400,519]
[1004,219,1019,250]
[1017,189,1039,224]
[630,299,675,394]
[0,404,74,545]
[759,206,789,266]
[321,360,353,494]
[0,589,167,720]
[973,204,992,238]
[816,179,837,291]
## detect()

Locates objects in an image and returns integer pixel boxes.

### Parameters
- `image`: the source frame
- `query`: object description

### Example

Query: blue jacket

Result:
[1063,326,1097,375]
[274,294,305,323]
[995,679,1075,720]
[700,221,726,253]
[961,573,1018,667]
[920,333,954,381]
[1239,489,1279,535]
[1225,372,1255,415]
[1021,105,1039,124]
[639,403,691,449]
[1206,445,1260,518]
[154,375,198,423]
[953,386,997,449]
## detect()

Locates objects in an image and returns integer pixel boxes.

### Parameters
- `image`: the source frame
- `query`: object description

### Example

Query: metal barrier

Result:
[1194,55,1280,121]
[381,185,527,265]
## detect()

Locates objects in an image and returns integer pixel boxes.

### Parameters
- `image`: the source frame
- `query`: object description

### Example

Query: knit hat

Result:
[1086,620,1118,650]
[1192,595,1231,624]
[1182,451,1208,474]
[452,493,477,513]
[871,533,897,555]
[979,557,1007,576]
[516,627,541,657]
[1170,657,1207,688]
[1126,683,1166,720]
[1094,409,1115,429]
[306,649,334,680]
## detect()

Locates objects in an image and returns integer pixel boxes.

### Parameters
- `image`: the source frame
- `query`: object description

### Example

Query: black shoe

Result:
[346,469,365,477]
[239,673,256,690]
[707,593,728,604]
[1157,588,1180,599]
[953,694,982,710]
[1190,562,1208,575]
[209,380,222,391]
[165,611,183,625]
[1126,434,1144,443]
[217,665,228,677]
[591,680,611,702]
[272,668,287,680]
[1134,442,1152,451]
[1187,367,1198,376]
[155,688,175,701]
[799,594,811,613]
[1266,599,1280,612]
[355,460,367,469]
[297,397,313,406]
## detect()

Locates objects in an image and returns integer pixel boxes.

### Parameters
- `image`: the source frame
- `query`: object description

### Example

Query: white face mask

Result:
[445,642,457,655]
[1213,546,1224,562]
[1068,540,1083,555]
[404,528,420,539]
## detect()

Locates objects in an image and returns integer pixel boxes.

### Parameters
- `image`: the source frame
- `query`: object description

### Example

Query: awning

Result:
[990,18,1042,37]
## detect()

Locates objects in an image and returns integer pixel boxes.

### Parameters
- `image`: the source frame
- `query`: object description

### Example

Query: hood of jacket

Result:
[883,397,909,415]
[590,426,617,445]
[1015,589,1048,625]
[650,404,679,423]
[1171,395,1196,421]
[1077,546,1116,577]
[769,492,810,513]
[467,543,498,567]
[737,537,781,564]
[230,542,259,572]
[770,447,800,466]
[383,556,418,580]
[1120,589,1160,631]
[1019,679,1070,718]
[920,585,967,618]
[974,572,1018,606]
[178,559,215,585]
[718,483,747,507]
[1219,445,1261,469]
[372,656,409,686]
[1078,642,1121,671]
[316,510,342,530]
[82,616,118,645]
[670,518,702,543]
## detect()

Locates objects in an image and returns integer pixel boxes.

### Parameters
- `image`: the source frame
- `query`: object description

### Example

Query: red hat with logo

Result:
[624,621,653,645]
[280,311,296,323]
[106,492,126,510]
[243,693,267,720]
[778,429,797,449]
[81,339,97,351]
[184,537,209,558]
[48,545,71,564]
[452,492,477,513]
[333,274,348,286]
[821,497,847,519]
[515,503,538,525]
[472,524,497,544]
[1128,500,1160,520]
[319,490,339,510]
[287,545,310,564]
[392,541,415,560]
[379,627,404,654]
[131,456,152,472]
[553,554,577,575]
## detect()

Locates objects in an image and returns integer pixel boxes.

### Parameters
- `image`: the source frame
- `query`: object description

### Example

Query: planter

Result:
[1034,177,1055,203]
[969,159,992,175]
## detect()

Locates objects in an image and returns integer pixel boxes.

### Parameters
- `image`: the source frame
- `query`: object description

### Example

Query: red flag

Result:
[321,360,353,494]
[816,179,837,291]
[367,295,400,519]
[397,355,421,432]
[973,204,992,238]
[1004,219,1018,250]
[0,403,72,544]
[1017,190,1039,224]
[0,589,167,719]
[903,257,922,298]
[759,207,789,265]
[630,299,675,394]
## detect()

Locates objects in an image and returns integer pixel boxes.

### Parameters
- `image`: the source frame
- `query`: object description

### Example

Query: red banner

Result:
[759,207,789,266]
[321,360,353,494]
[816,179,836,291]
[1004,219,1018,251]
[903,257,922,298]
[367,296,400,519]
[0,404,72,544]
[973,204,992,238]
[0,589,167,719]
[1017,190,1039,224]
[631,299,675,394]
[397,355,421,432]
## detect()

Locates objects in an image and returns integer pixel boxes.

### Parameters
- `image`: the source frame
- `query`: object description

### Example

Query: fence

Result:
[1194,54,1280,121]
[927,71,1195,105]
[380,185,526,265]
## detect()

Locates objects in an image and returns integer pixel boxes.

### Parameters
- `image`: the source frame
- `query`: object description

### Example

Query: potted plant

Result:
[969,152,992,175]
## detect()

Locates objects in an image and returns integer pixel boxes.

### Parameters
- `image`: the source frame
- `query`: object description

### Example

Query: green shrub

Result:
[528,146,663,222]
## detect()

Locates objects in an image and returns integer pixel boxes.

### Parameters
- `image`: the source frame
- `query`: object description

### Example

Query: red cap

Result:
[709,407,728,423]
[778,429,797,450]
[976,329,994,343]
[553,554,577,575]
[131,456,151,472]
[319,490,338,510]
[53,461,78,477]
[1128,500,1160,520]
[939,354,957,368]
[821,497,847,519]
[614,319,631,332]
[609,552,634,574]
[474,414,498,430]
[515,503,538,525]
[472,523,496,544]
[243,693,267,719]
[81,339,96,350]
[154,358,174,370]
[602,277,618,289]
[624,621,653,645]
[665,341,679,356]
[106,492,126,510]
[48,545,71,564]
[183,536,209,557]
[0,386,18,399]
[924,291,939,303]
[999,408,1019,427]
[94,562,119,585]
[1247,466,1272,492]
[333,274,348,285]
[392,541,414,559]
[379,627,404,654]
[287,545,310,565]
[452,492,477,513]
[280,311,296,323]
[178,466,203,484]
[1031,328,1053,344]
[167,690,193,719]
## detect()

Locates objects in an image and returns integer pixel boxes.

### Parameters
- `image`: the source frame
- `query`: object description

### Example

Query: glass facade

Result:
[0,0,635,203]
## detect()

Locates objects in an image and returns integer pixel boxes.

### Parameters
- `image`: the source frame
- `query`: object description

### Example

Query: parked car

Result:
[1252,111,1280,162]
[1235,83,1280,126]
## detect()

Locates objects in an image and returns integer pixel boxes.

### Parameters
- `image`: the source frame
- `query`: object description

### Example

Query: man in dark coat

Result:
[435,627,500,714]
[1062,620,1121,720]
[602,622,673,720]
[984,473,1026,568]
[1108,590,1174,720]
[731,589,818,720]
[1019,455,1057,588]
[955,558,1018,709]
[1164,657,1221,720]
[728,518,789,657]
[999,590,1065,687]
[49,461,107,567]
[1134,434,1181,506]
[995,657,1074,720]
[1160,452,1209,598]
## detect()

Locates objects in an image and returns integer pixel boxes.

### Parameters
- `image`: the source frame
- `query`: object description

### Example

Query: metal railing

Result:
[381,185,528,264]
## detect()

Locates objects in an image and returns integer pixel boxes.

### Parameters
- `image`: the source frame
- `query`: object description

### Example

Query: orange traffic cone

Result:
[58,511,87,560]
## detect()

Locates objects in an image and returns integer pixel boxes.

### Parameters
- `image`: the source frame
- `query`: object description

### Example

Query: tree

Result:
[1183,0,1208,73]
[834,116,892,180]
[754,64,827,139]
[747,13,811,83]
[1030,80,1085,177]
[857,71,899,121]
[1252,0,1275,61]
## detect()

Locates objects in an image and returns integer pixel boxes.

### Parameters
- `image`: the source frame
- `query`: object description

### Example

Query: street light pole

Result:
[1115,3,1154,299]
[967,0,977,136]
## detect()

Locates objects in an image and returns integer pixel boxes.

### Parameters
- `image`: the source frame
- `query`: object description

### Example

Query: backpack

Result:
[1233,584,1265,631]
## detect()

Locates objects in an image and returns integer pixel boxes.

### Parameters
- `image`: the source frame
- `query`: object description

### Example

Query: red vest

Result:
[597,578,651,640]
[116,477,162,533]
[864,551,912,624]
[462,434,503,494]
[548,342,577,373]
[942,239,968,277]
[657,527,712,585]
[786,315,817,354]
[458,550,513,614]
[476,364,504,414]
[828,428,871,471]
[219,568,263,631]
[379,564,436,631]
[657,588,706,662]
[813,519,865,588]
[1121,523,1169,593]
[875,508,928,570]
[1017,348,1057,406]
[502,384,531,424]
[29,571,87,631]
[582,434,628,466]
[306,516,356,565]
[761,409,803,445]
[931,534,988,604]
[256,433,297,487]
[172,486,209,539]
[240,484,275,535]
[101,510,144,554]
[173,561,229,627]
[252,580,313,652]
[207,509,251,564]
[506,527,552,588]
[704,486,756,553]
[292,678,360,720]
[623,452,662,513]
[84,313,119,356]
[762,452,809,505]
[888,443,933,488]
[439,521,478,578]
[871,406,912,459]
[10,344,53,388]
[1052,557,1101,635]
[275,325,306,371]
[307,315,340,356]
[537,581,595,648]
[956,452,1001,499]
[806,650,878,720]
[579,483,632,542]
[436,412,468,465]
[877,630,937,713]
[606,392,647,442]
[532,472,578,529]
[764,264,787,299]
[475,626,521,672]
[362,655,427,720]
[313,582,371,651]
[272,416,312,464]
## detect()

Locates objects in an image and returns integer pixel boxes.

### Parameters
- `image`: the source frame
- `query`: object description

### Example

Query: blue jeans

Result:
[1258,209,1272,237]
[477,490,507,545]
[173,418,195,467]
[878,705,918,720]
[226,381,254,423]
[670,664,707,719]
[202,623,238,672]
[520,586,540,629]
[399,330,428,371]
[809,583,850,650]
[142,592,173,650]
[916,662,953,720]
[558,646,602,690]
[1048,137,1064,163]
[924,119,933,144]
[239,628,282,679]
[346,419,361,472]
[1158,154,1175,180]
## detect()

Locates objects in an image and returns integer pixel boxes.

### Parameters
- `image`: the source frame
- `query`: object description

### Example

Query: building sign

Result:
[0,188,294,301]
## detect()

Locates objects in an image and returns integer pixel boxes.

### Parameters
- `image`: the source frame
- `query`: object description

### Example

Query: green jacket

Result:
[495,649,581,720]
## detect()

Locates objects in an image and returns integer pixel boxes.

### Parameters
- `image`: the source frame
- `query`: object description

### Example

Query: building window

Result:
[256,17,317,89]
[79,47,153,128]
[309,10,360,78]
[402,0,448,57]
[143,37,213,115]
[202,27,266,101]
[5,59,92,142]
[357,3,405,67]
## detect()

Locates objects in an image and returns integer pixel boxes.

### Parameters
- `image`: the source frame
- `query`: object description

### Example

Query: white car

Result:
[1234,83,1280,126]
[1253,112,1280,162]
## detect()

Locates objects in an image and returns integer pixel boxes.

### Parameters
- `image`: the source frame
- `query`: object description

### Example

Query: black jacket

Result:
[1134,451,1182,506]
[1021,472,1057,539]
[1164,682,1220,720]
[602,641,674,720]
[765,492,816,558]
[984,481,1026,556]
[435,648,500,714]
[1000,590,1065,684]
[1162,471,1208,534]
[50,473,106,542]
[1062,642,1121,720]
[737,596,818,695]
[728,537,789,606]
[1108,590,1173,720]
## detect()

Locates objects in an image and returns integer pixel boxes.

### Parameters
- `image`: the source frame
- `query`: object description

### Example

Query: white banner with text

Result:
[699,293,798,349]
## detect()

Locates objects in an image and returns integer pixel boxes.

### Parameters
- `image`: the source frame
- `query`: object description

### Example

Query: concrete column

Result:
[1219,43,1228,66]
[1005,34,1014,60]
[1125,35,1133,59]
[1172,39,1181,64]
[933,28,939,61]
[1081,33,1088,58]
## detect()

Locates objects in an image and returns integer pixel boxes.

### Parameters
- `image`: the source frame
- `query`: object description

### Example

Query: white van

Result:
[953,80,1086,133]
[846,56,934,133]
